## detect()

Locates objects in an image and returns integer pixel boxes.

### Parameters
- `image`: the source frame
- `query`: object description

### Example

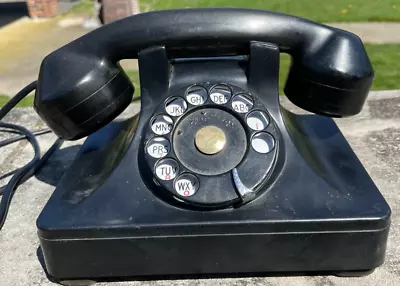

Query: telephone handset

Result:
[35,9,390,282]
[35,8,373,140]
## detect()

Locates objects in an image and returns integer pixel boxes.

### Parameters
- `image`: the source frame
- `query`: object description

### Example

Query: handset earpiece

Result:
[284,30,374,117]
[34,51,134,140]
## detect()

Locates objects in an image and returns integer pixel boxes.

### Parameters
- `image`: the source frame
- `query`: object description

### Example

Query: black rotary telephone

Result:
[33,8,390,284]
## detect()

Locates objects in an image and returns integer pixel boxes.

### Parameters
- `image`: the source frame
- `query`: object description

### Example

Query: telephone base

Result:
[37,112,390,283]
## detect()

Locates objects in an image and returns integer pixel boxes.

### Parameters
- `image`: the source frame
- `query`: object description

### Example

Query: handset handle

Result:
[77,9,357,61]
[35,8,373,140]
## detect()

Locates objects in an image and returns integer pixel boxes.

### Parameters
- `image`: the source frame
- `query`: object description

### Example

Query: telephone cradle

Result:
[33,8,391,284]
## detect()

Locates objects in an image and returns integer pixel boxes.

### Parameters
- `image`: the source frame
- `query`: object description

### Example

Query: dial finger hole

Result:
[155,158,179,181]
[247,110,269,131]
[146,137,170,158]
[174,173,199,197]
[186,86,208,106]
[210,85,231,104]
[151,115,173,135]
[251,132,275,154]
[165,97,187,116]
[232,94,253,113]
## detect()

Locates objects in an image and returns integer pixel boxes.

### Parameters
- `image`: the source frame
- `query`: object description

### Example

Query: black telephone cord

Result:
[0,128,52,148]
[0,81,63,231]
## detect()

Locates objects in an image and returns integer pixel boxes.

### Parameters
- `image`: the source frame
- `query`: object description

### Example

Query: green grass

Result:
[141,0,400,22]
[125,70,141,97]
[0,94,34,108]
[70,0,400,22]
[365,44,400,90]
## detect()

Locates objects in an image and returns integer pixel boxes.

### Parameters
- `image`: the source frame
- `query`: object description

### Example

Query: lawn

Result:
[0,94,34,108]
[126,70,141,97]
[364,44,400,90]
[70,0,400,22]
[140,0,400,22]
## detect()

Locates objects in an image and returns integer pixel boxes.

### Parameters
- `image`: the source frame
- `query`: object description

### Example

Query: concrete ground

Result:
[0,92,399,285]
[329,22,400,44]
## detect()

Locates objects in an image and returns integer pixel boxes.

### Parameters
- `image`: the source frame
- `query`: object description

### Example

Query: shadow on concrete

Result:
[0,2,29,27]
[35,144,82,186]
[36,246,46,273]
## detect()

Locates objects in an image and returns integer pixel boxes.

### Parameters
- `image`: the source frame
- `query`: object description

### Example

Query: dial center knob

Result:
[195,126,226,155]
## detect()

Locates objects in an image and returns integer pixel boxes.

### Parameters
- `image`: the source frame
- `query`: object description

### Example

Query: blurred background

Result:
[0,0,399,106]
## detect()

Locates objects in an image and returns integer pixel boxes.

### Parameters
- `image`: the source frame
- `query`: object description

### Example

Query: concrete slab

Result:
[328,22,400,44]
[0,91,399,285]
